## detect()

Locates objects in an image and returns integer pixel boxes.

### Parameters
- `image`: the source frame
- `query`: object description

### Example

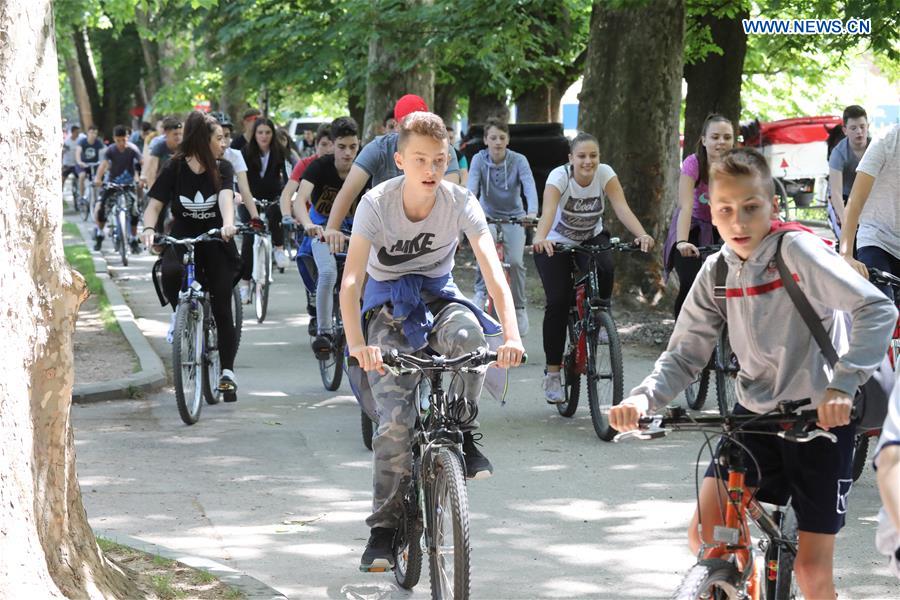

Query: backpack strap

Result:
[714,254,728,316]
[774,234,840,367]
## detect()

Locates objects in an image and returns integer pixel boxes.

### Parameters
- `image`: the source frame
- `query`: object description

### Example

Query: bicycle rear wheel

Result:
[231,285,243,354]
[684,365,711,410]
[116,209,128,266]
[201,311,221,405]
[587,310,624,441]
[673,558,741,600]
[715,330,739,416]
[427,448,470,600]
[851,433,870,482]
[254,242,270,323]
[394,482,423,590]
[557,310,580,417]
[763,507,798,600]
[173,301,204,425]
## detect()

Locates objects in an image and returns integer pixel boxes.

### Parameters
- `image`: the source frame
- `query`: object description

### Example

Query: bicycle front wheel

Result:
[428,448,470,600]
[587,310,624,441]
[231,285,243,354]
[715,330,739,416]
[254,241,271,323]
[673,558,741,600]
[173,301,204,425]
[81,188,92,221]
[684,365,711,410]
[201,310,221,405]
[557,310,580,417]
[116,209,128,266]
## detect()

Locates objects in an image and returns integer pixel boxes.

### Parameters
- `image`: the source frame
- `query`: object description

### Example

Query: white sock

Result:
[222,369,236,383]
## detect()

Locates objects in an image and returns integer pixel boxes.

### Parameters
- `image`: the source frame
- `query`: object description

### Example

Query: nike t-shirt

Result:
[352,177,488,281]
[149,157,235,237]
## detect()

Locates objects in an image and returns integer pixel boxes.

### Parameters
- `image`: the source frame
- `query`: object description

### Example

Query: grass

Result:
[152,553,175,567]
[224,587,244,599]
[96,536,129,553]
[150,574,184,599]
[63,241,120,333]
[193,569,217,584]
[63,222,81,237]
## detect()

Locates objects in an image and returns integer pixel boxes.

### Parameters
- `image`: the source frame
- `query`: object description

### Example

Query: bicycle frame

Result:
[483,217,536,314]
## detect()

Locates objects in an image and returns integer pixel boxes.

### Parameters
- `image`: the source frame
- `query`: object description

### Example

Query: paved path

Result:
[73,240,895,599]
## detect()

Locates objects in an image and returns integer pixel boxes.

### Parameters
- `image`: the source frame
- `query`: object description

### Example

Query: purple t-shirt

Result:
[681,153,711,223]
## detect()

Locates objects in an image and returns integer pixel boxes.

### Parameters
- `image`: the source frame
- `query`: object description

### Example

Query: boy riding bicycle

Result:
[610,148,896,599]
[340,111,524,571]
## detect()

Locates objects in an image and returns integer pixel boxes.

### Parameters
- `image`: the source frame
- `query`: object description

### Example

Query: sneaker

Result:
[543,371,564,404]
[130,238,141,254]
[312,333,333,359]
[239,281,251,304]
[307,316,318,337]
[93,231,104,251]
[165,312,177,344]
[472,290,486,311]
[218,369,237,402]
[359,527,396,572]
[462,431,493,479]
[515,307,529,337]
[274,248,289,269]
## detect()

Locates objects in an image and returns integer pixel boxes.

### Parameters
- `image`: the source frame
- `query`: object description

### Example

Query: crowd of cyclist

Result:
[62,97,900,592]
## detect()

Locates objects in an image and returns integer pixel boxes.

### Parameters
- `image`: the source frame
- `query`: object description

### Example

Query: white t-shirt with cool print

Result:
[544,163,616,244]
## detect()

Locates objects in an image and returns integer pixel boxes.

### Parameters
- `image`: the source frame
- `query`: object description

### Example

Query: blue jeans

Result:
[858,245,900,303]
[311,239,339,334]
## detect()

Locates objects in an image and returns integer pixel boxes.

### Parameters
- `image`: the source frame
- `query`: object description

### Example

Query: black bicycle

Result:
[616,401,839,600]
[352,349,524,598]
[103,182,138,266]
[553,238,640,441]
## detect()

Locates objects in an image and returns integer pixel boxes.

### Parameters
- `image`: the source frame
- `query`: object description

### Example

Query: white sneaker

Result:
[543,371,564,404]
[472,291,486,310]
[516,307,529,337]
[165,312,177,344]
[239,281,251,304]
[274,248,289,269]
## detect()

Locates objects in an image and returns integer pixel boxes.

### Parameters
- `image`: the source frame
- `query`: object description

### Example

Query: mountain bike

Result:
[552,238,641,441]
[616,401,839,600]
[316,250,347,391]
[351,348,525,598]
[77,164,99,221]
[682,244,721,410]
[157,229,227,425]
[481,216,537,317]
[103,183,138,266]
[851,267,900,481]
[247,199,276,323]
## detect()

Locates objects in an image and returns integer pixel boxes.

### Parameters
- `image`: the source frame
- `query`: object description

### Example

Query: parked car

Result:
[287,117,330,145]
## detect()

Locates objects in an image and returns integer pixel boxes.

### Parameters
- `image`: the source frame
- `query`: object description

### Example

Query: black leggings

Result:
[858,245,900,303]
[238,203,284,280]
[161,241,240,371]
[533,232,614,366]
[671,227,721,319]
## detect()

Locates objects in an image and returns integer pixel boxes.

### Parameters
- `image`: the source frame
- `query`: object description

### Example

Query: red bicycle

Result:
[481,216,537,317]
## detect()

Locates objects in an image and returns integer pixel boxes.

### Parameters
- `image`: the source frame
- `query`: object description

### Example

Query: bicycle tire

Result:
[173,301,204,425]
[394,484,424,590]
[201,309,221,405]
[587,310,624,441]
[557,311,580,417]
[428,448,470,600]
[80,188,92,221]
[231,286,243,354]
[319,292,344,391]
[361,409,375,451]
[672,558,741,600]
[116,208,128,266]
[255,242,270,323]
[763,507,798,600]
[715,330,739,416]
[851,433,870,483]
[684,365,711,411]
[775,178,791,222]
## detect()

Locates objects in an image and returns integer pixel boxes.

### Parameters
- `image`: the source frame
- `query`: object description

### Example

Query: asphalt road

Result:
[72,231,897,599]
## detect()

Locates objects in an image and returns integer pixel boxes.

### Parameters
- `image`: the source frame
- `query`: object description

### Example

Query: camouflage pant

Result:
[366,302,486,529]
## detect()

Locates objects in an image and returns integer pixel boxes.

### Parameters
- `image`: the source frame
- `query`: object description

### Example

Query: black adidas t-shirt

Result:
[149,157,234,237]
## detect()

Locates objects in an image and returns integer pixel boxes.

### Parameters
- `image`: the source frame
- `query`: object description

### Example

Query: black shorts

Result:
[704,403,854,535]
[62,165,77,179]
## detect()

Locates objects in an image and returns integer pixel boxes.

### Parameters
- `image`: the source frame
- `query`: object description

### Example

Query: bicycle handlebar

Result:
[155,229,223,247]
[554,237,642,254]
[613,401,845,444]
[348,348,527,370]
[486,216,539,227]
[869,268,900,290]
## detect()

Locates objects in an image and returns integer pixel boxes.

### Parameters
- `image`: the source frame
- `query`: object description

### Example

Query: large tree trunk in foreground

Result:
[683,10,748,159]
[579,0,684,304]
[0,2,138,597]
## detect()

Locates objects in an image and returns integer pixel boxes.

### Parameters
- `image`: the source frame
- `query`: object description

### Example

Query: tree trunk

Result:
[433,83,458,126]
[73,27,101,131]
[63,50,94,129]
[362,2,435,143]
[548,84,563,123]
[0,2,139,597]
[467,88,509,126]
[134,7,161,102]
[682,10,748,159]
[515,84,552,122]
[348,91,366,132]
[579,0,684,303]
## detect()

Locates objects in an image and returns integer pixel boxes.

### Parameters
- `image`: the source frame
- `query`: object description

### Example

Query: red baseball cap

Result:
[394,94,429,123]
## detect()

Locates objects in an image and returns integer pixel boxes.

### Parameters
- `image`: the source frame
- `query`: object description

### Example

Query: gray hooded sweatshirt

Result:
[467,149,538,218]
[632,230,897,414]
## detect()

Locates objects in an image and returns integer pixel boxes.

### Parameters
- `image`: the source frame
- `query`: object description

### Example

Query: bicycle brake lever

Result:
[777,429,837,444]
[613,427,668,442]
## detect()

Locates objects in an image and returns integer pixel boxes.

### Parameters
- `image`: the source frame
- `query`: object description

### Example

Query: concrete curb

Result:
[96,530,288,599]
[68,216,167,403]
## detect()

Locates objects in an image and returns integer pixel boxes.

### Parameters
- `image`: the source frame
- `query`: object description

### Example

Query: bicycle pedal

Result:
[713,526,740,545]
